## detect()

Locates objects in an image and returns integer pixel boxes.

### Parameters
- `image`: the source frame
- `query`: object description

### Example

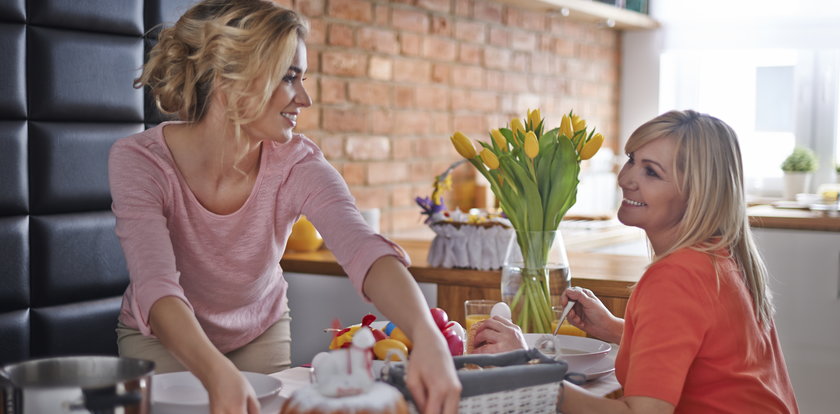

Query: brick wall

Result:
[277,0,620,234]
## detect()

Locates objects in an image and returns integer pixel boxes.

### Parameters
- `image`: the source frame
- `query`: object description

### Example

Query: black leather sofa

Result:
[0,0,196,367]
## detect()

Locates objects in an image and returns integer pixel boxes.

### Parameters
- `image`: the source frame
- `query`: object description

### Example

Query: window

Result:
[659,49,840,198]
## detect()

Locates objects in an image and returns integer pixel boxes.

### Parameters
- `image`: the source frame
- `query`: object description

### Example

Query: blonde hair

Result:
[135,0,308,134]
[625,110,774,328]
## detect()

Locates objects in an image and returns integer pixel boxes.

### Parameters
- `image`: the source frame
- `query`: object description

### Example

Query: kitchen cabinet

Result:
[495,0,659,30]
[753,228,840,414]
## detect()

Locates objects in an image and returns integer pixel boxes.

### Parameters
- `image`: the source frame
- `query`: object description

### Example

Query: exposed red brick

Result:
[422,36,457,61]
[391,137,413,160]
[297,0,325,17]
[321,51,367,77]
[304,76,320,102]
[370,108,395,134]
[473,1,502,24]
[374,4,390,25]
[418,0,451,13]
[323,108,367,132]
[348,81,392,106]
[392,59,431,83]
[415,86,449,110]
[392,8,429,33]
[511,51,528,72]
[327,0,373,23]
[307,18,327,45]
[342,162,367,185]
[429,111,452,135]
[351,186,392,209]
[457,43,482,65]
[367,162,410,185]
[454,20,485,43]
[297,105,321,131]
[431,63,450,83]
[346,135,391,160]
[394,85,416,108]
[393,111,432,135]
[510,29,537,51]
[505,8,546,32]
[399,32,423,56]
[306,47,321,73]
[319,77,347,104]
[272,0,293,9]
[319,135,345,159]
[454,0,471,17]
[390,184,415,208]
[488,26,509,47]
[483,46,511,70]
[452,113,486,136]
[358,27,399,54]
[327,23,355,47]
[449,65,483,88]
[368,55,393,80]
[430,15,452,36]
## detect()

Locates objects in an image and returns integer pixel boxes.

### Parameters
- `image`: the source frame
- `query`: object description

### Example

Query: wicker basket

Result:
[382,349,583,414]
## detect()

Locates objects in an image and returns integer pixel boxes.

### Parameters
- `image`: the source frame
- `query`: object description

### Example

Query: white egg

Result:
[490,302,512,319]
[447,321,466,340]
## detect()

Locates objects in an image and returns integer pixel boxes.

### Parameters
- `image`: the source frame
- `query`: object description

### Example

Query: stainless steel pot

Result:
[1,356,154,414]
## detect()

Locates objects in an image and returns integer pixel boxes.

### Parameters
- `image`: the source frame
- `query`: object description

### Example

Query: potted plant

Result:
[780,147,818,200]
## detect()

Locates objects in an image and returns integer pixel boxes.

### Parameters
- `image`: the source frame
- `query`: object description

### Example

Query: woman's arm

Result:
[362,256,461,414]
[149,297,260,414]
[562,287,624,344]
[559,382,674,414]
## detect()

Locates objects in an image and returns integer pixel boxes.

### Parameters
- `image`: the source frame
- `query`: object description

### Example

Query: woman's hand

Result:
[203,359,260,414]
[562,287,624,344]
[404,330,461,414]
[471,316,528,354]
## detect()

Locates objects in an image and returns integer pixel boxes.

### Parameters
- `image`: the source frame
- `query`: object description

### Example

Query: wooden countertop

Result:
[282,239,646,287]
[748,204,840,232]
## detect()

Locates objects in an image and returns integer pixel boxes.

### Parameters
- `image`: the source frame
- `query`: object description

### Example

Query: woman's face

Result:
[242,39,311,143]
[617,136,688,249]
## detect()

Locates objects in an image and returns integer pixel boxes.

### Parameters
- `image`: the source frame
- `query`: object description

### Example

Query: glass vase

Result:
[500,230,571,333]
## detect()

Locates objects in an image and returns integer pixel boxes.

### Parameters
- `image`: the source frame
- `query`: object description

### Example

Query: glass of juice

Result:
[464,299,496,331]
[551,305,587,337]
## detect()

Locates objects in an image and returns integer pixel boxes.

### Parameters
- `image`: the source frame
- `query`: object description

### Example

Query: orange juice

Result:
[551,319,586,337]
[465,314,490,331]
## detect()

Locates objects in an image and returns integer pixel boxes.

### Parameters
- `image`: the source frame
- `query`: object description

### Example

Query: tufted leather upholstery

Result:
[0,0,197,366]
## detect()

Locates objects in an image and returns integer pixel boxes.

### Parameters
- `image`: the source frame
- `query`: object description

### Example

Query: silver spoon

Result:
[553,300,577,336]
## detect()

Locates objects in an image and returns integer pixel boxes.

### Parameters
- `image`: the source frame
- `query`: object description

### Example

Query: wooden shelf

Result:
[496,0,659,30]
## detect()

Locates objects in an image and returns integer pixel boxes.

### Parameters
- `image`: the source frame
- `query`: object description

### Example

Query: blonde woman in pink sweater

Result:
[108,1,460,413]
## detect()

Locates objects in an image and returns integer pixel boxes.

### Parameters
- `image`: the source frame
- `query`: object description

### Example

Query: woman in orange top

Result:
[474,110,799,413]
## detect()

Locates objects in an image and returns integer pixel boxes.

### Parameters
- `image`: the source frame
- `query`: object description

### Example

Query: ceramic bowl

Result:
[523,333,612,373]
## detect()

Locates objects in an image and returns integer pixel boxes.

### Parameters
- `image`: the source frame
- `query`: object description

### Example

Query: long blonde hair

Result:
[625,110,774,328]
[136,0,308,135]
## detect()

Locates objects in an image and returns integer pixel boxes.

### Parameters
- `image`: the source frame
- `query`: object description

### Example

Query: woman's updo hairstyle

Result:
[136,0,308,128]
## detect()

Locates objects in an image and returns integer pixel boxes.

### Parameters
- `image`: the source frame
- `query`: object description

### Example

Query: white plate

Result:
[152,371,282,414]
[581,357,615,381]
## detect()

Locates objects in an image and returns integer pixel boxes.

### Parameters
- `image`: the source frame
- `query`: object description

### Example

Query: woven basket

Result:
[382,348,582,414]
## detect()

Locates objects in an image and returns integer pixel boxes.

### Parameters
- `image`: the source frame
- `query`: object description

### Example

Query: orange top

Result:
[614,248,799,413]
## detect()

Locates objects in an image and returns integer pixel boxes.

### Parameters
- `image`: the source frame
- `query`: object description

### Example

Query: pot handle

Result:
[1,371,21,414]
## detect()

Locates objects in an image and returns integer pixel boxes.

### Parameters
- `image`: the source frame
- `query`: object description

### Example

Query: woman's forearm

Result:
[361,255,439,340]
[148,296,236,379]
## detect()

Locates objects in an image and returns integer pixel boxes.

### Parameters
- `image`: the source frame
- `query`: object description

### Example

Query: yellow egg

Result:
[389,327,413,351]
[373,339,408,361]
[287,216,323,252]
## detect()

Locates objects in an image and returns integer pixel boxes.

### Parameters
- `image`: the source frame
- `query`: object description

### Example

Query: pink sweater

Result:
[108,122,409,353]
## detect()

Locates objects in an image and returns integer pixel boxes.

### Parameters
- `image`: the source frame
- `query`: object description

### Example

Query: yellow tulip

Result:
[528,108,541,129]
[560,114,573,139]
[580,133,604,160]
[480,148,500,169]
[524,131,539,159]
[510,118,525,142]
[490,129,508,152]
[451,132,477,159]
[572,114,586,132]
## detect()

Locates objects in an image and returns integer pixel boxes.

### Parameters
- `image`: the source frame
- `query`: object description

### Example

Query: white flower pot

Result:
[783,172,813,200]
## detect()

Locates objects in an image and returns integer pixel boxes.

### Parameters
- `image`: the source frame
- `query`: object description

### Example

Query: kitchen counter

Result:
[748,204,840,232]
[281,239,648,324]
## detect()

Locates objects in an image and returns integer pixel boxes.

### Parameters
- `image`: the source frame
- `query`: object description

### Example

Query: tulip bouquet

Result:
[450,109,603,332]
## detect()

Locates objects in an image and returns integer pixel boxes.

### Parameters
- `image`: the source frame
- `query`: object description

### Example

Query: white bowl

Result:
[523,334,612,373]
[152,371,282,414]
